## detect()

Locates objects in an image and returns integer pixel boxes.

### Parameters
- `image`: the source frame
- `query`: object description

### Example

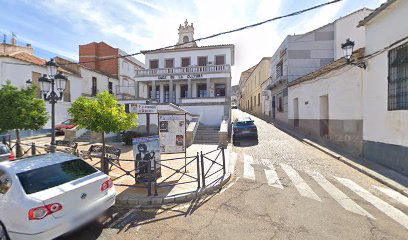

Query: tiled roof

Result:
[358,0,398,27]
[4,51,46,66]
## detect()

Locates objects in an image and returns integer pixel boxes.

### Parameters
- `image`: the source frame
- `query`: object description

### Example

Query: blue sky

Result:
[0,0,386,84]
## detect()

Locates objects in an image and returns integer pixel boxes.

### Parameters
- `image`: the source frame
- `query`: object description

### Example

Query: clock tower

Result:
[176,19,197,48]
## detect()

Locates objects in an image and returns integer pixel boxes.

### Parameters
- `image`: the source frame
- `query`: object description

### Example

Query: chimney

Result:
[26,43,32,48]
[11,37,16,45]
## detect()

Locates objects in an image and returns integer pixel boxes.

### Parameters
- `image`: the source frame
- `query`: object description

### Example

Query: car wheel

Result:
[0,223,9,240]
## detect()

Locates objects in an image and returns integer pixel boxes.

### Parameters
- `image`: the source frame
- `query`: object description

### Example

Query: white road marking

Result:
[374,186,408,208]
[261,159,283,189]
[280,163,321,202]
[336,177,408,229]
[229,152,238,174]
[108,209,136,228]
[243,154,256,181]
[308,172,373,218]
[219,177,240,194]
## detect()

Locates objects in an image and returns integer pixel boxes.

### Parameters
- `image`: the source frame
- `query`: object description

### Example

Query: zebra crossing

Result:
[229,153,408,230]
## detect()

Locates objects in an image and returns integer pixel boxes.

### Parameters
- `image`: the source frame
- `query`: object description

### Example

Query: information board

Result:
[158,114,186,154]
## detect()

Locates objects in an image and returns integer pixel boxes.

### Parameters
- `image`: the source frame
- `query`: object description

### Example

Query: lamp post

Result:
[341,38,366,69]
[37,59,68,153]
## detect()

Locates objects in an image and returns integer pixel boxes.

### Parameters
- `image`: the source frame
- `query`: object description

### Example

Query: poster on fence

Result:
[158,114,186,154]
[132,136,161,183]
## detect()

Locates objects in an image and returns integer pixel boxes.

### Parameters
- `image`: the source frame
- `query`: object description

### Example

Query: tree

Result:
[68,90,138,173]
[0,81,49,157]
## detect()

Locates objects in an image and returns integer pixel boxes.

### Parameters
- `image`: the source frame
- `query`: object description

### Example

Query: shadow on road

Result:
[61,191,221,239]
[233,138,259,147]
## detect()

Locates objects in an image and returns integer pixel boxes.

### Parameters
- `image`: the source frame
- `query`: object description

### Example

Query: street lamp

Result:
[341,38,366,69]
[38,58,68,152]
[25,79,32,88]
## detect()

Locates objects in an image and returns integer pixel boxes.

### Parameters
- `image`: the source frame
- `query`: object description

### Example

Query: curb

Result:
[302,139,408,197]
[115,173,231,207]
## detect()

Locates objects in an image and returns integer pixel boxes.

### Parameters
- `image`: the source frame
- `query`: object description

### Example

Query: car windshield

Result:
[62,120,72,125]
[0,145,9,155]
[235,120,254,126]
[17,159,97,194]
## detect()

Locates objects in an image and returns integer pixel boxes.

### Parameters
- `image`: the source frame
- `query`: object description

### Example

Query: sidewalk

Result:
[20,135,232,206]
[268,119,408,197]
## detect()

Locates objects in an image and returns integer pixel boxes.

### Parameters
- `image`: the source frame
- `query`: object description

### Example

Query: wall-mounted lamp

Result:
[341,38,366,69]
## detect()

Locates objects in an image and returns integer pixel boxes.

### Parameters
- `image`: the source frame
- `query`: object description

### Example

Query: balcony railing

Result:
[135,64,230,77]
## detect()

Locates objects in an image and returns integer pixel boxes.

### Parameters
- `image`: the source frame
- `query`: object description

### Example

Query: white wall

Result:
[362,0,408,147]
[0,57,82,129]
[182,105,225,126]
[80,67,119,96]
[334,8,372,60]
[0,58,47,87]
[288,66,363,120]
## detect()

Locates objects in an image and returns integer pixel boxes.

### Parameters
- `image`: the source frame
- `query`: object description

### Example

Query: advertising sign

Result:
[133,136,161,182]
[159,114,186,154]
[130,104,157,114]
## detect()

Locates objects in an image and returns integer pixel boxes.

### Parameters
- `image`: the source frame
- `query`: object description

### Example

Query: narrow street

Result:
[63,109,408,240]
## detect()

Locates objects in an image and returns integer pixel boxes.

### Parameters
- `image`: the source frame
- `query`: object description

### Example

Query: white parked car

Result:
[0,153,116,240]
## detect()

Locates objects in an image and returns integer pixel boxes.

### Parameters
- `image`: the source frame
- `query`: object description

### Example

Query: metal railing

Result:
[152,154,201,196]
[200,147,226,187]
[135,64,231,77]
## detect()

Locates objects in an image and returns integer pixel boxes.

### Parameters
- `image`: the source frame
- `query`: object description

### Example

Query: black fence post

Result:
[153,157,158,196]
[200,151,206,187]
[31,142,36,156]
[147,160,152,196]
[221,146,226,175]
[196,152,201,189]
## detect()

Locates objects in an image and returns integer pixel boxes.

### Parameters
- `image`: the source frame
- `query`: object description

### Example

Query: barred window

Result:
[388,42,408,110]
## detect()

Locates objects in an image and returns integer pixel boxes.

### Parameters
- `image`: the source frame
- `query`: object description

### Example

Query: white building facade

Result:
[359,0,408,175]
[133,20,235,126]
[288,50,365,155]
[268,8,372,124]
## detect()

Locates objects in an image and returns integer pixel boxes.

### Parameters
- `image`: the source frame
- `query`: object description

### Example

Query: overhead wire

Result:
[0,0,344,67]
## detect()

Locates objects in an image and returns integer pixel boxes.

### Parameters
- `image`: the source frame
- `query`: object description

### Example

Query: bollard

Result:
[200,151,206,187]
[221,146,226,175]
[147,160,152,196]
[196,152,201,189]
[31,142,36,156]
[153,157,158,196]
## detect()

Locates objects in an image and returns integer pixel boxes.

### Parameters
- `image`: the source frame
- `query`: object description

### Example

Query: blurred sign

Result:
[130,104,157,114]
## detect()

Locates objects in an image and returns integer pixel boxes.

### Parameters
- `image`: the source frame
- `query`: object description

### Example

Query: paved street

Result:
[62,109,408,240]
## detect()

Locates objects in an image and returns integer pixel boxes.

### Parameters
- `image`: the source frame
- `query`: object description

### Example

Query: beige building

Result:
[239,57,272,118]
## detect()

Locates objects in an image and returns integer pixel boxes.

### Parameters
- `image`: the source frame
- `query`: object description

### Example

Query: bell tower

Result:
[176,19,197,48]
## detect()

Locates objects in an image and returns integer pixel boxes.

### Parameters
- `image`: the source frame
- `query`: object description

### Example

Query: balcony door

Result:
[181,85,188,98]
[197,84,207,98]
[215,84,226,97]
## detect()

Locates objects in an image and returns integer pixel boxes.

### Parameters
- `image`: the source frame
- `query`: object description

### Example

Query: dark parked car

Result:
[232,117,258,142]
[55,119,77,135]
[0,143,14,162]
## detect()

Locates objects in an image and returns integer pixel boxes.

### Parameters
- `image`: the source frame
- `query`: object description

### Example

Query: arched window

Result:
[183,36,189,43]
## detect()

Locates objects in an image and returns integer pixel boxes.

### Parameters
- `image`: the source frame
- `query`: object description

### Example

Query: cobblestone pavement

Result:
[58,109,408,239]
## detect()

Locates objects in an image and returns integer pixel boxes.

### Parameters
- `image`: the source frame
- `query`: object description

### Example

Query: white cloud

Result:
[31,0,381,85]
